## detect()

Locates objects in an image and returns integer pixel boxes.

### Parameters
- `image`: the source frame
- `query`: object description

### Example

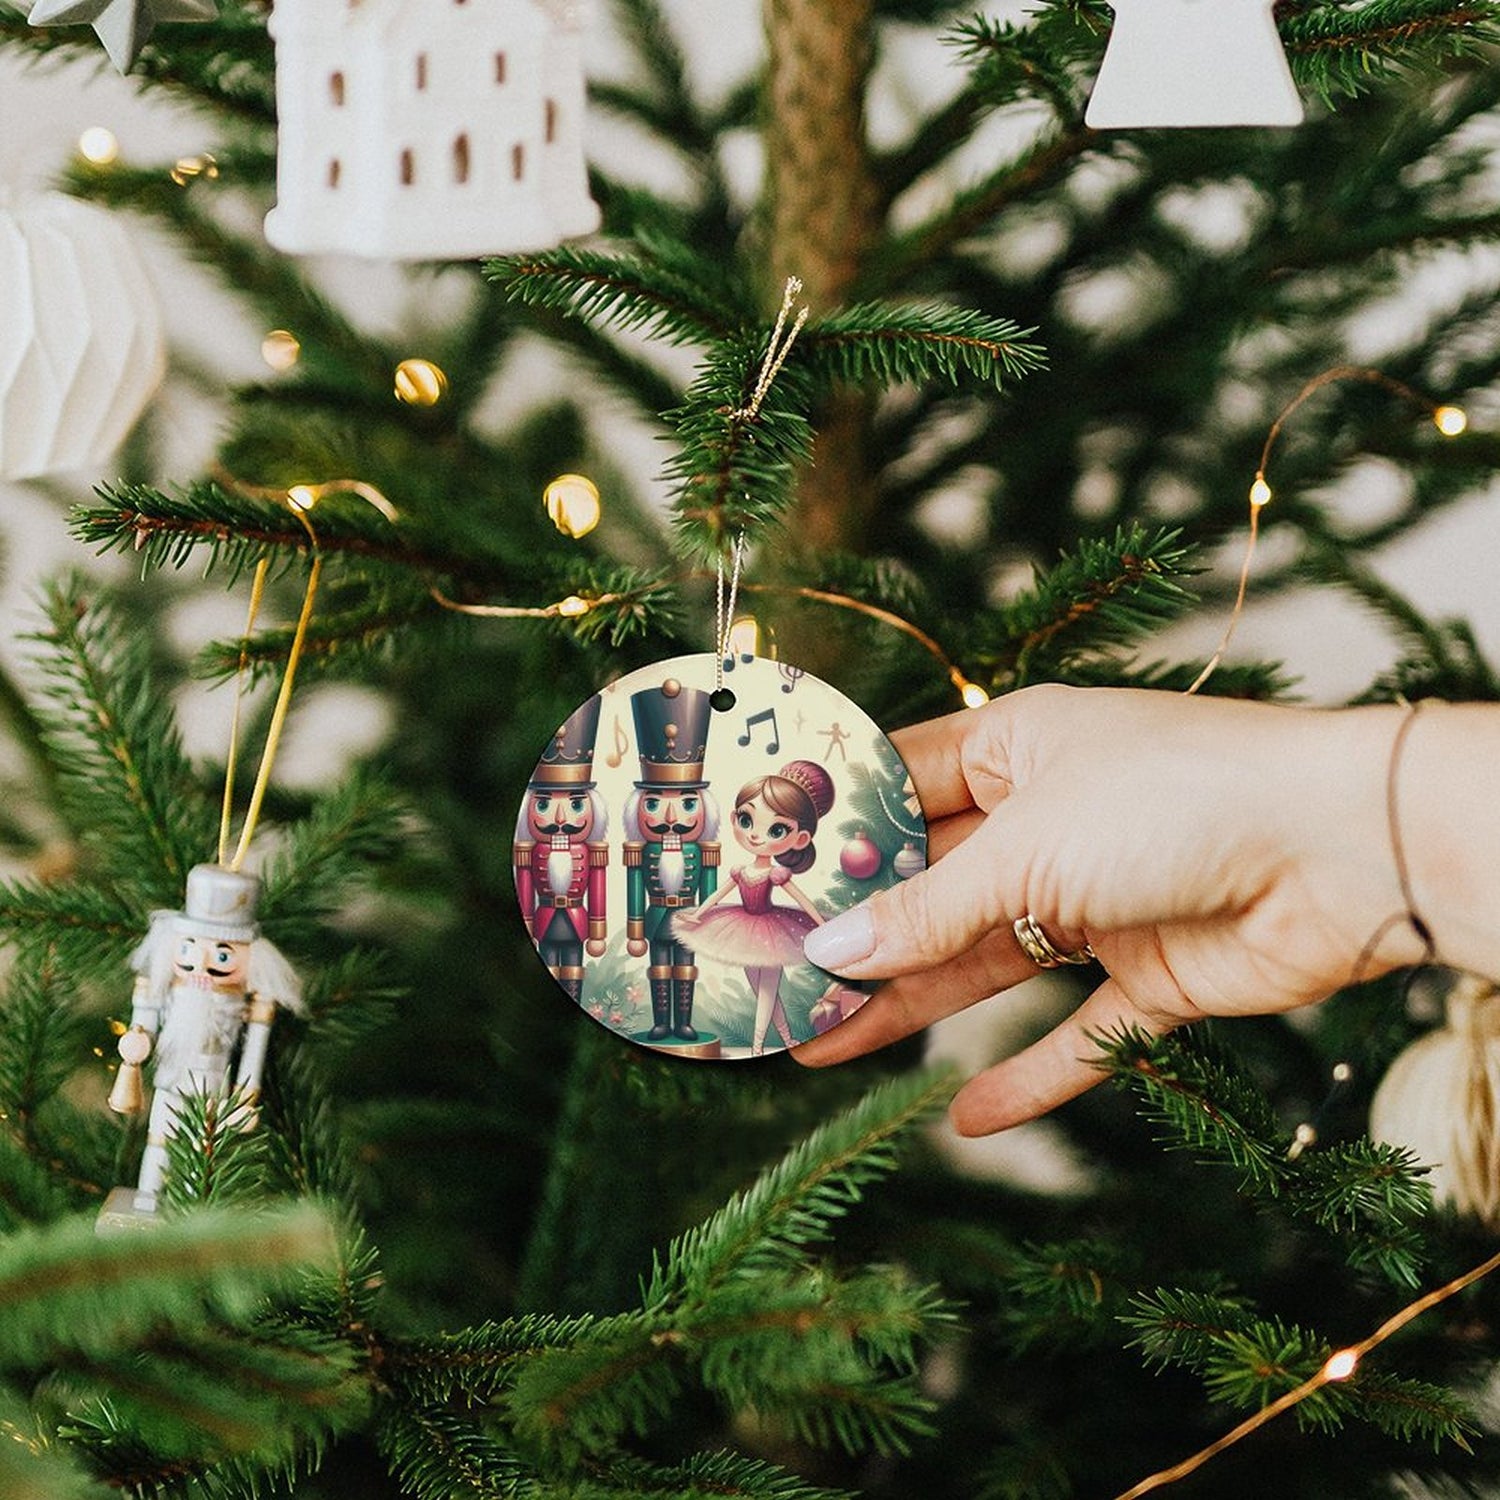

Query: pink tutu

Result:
[669,865,820,966]
[671,903,817,965]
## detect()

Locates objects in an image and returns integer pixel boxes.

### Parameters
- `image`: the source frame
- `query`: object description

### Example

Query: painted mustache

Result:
[645,821,697,835]
[541,820,588,836]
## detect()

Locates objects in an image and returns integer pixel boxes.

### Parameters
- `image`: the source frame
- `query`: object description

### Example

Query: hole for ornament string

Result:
[710,530,748,713]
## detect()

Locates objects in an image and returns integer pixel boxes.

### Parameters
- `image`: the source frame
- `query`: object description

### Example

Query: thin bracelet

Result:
[1350,700,1438,984]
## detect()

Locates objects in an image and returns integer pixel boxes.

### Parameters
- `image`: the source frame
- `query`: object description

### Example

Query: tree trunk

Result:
[764,0,881,553]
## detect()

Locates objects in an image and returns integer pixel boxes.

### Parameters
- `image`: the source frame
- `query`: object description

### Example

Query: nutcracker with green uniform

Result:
[623,678,719,1041]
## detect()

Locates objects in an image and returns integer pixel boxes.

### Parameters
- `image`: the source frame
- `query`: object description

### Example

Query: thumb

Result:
[803,806,1026,979]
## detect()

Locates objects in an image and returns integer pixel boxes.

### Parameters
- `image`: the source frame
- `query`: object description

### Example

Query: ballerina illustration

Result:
[671,759,835,1055]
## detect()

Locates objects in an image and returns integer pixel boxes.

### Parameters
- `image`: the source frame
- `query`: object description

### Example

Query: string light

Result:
[429,585,617,622]
[954,674,990,708]
[1188,367,1474,697]
[727,614,766,660]
[77,126,119,165]
[261,329,301,372]
[1115,1244,1500,1498]
[543,473,602,538]
[170,153,219,185]
[1433,404,1468,437]
[394,357,448,406]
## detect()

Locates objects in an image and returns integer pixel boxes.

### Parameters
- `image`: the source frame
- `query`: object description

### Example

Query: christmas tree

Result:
[0,2,1499,1497]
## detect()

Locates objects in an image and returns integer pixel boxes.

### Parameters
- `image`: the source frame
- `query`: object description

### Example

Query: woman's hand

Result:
[796,685,1447,1135]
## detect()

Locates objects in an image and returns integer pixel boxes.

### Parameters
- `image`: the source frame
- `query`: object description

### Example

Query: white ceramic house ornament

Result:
[0,190,167,481]
[1085,0,1304,129]
[265,0,602,260]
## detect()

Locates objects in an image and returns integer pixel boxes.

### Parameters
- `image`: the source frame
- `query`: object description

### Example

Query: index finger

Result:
[891,706,998,821]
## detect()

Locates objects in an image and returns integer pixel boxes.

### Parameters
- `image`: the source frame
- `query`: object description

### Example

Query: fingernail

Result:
[804,906,876,971]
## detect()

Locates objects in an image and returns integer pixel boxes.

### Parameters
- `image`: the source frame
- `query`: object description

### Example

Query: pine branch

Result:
[160,1094,276,1215]
[591,0,741,213]
[0,954,112,1208]
[377,1405,536,1500]
[0,1204,337,1368]
[1101,1029,1437,1285]
[0,1389,106,1500]
[799,304,1046,393]
[0,879,150,969]
[664,336,816,558]
[0,1,275,126]
[256,770,412,940]
[25,581,209,896]
[487,244,745,348]
[1124,1287,1479,1450]
[867,125,1099,292]
[977,526,1200,691]
[1289,1142,1434,1288]
[1284,0,1500,101]
[651,1069,955,1300]
[1093,1027,1287,1194]
[943,12,1095,119]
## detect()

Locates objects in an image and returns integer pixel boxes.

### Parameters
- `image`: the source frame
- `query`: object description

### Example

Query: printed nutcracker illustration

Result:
[513,653,928,1061]
[623,677,722,1057]
[512,697,609,1002]
[102,863,304,1223]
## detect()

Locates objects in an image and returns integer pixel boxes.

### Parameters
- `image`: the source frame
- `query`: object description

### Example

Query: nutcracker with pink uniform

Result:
[104,863,304,1220]
[513,698,609,1002]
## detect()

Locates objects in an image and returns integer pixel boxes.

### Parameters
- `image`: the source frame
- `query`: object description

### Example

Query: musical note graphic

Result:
[737,708,781,755]
[604,716,629,768]
[779,663,805,695]
[722,651,755,674]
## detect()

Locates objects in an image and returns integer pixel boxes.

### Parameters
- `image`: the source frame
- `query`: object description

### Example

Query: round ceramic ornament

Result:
[513,652,926,1060]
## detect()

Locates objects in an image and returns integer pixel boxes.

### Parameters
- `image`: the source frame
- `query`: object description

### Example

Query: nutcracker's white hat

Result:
[173,863,262,943]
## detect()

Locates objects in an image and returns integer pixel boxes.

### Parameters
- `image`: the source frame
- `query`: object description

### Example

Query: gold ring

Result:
[1013,913,1094,969]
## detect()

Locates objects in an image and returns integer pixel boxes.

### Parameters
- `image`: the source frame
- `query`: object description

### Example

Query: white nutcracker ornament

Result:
[264,0,601,260]
[1085,0,1304,130]
[0,190,166,481]
[101,864,304,1223]
[1370,975,1500,1228]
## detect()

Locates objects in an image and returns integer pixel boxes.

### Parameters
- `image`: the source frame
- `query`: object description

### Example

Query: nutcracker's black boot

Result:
[648,966,673,1040]
[672,965,699,1041]
[558,965,584,1005]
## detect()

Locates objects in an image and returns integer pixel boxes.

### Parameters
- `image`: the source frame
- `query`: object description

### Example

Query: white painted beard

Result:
[547,837,573,896]
[658,845,685,896]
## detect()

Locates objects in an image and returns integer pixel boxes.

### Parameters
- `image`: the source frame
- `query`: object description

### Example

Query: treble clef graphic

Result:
[778,662,805,695]
[604,716,629,769]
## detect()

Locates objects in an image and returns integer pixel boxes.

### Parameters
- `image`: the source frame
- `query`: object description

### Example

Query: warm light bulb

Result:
[1249,475,1273,507]
[1323,1349,1359,1382]
[287,485,317,513]
[1332,1061,1353,1084]
[557,595,591,618]
[727,615,761,660]
[261,329,301,372]
[394,357,448,407]
[77,126,119,165]
[959,679,990,709]
[543,473,602,538]
[170,153,219,186]
[1433,405,1468,437]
